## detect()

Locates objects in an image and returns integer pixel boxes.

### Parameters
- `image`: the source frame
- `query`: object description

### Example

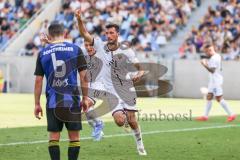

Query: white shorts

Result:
[89,81,105,91]
[89,83,137,115]
[111,99,137,116]
[88,81,105,103]
[208,83,223,96]
[104,86,137,116]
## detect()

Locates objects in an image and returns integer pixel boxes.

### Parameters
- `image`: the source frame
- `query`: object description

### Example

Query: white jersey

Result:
[207,53,223,86]
[93,37,138,105]
[82,49,105,91]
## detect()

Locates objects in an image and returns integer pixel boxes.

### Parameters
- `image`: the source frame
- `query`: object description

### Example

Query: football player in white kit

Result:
[83,40,104,141]
[75,9,147,155]
[196,44,236,122]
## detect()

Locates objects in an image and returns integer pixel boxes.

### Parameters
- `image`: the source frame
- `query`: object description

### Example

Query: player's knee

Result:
[207,94,213,100]
[112,111,126,127]
[49,132,60,141]
[114,117,125,127]
[68,131,80,141]
[216,96,222,102]
[113,114,125,127]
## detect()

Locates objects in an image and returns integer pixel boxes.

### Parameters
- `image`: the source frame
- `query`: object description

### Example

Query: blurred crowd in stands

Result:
[180,0,240,60]
[3,0,240,61]
[21,0,200,56]
[0,0,46,50]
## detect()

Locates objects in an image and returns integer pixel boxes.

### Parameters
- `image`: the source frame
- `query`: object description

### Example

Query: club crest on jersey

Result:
[104,45,110,53]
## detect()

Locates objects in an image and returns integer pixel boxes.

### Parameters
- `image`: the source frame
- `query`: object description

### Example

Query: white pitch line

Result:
[0,124,239,147]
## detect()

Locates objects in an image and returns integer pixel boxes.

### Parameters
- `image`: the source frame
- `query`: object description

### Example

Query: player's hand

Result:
[81,96,89,113]
[201,59,207,66]
[34,104,43,120]
[40,33,51,44]
[74,9,82,20]
[132,71,144,83]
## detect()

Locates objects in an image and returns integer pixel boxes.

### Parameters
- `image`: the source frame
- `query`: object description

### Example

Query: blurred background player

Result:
[34,22,89,160]
[75,9,147,155]
[40,34,104,141]
[83,40,104,141]
[196,44,236,122]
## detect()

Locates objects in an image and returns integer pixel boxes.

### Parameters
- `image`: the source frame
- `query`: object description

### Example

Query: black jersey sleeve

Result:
[77,47,88,72]
[34,53,44,76]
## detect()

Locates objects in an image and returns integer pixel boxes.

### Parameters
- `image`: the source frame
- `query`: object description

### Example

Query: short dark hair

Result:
[106,23,120,33]
[204,43,213,49]
[48,21,64,37]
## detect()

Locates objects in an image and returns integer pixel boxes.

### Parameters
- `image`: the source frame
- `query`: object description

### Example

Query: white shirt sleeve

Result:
[126,49,139,64]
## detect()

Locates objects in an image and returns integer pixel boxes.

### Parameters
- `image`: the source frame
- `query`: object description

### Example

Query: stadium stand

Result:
[19,0,200,56]
[180,0,240,60]
[0,0,48,52]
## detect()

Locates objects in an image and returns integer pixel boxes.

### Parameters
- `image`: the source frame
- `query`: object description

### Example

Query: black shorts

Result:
[46,108,82,132]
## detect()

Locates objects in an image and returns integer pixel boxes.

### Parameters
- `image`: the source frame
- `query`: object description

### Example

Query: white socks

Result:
[204,100,212,117]
[219,99,233,116]
[133,127,144,147]
[204,99,233,117]
[86,106,101,127]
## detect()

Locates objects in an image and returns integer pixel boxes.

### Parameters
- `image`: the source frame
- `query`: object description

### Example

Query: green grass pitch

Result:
[0,94,240,160]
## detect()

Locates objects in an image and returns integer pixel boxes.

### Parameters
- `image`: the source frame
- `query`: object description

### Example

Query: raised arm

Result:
[75,9,93,44]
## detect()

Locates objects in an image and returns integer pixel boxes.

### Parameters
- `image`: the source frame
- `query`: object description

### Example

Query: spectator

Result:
[27,0,199,56]
[0,0,44,50]
[0,29,9,47]
[181,0,240,60]
[15,0,24,10]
